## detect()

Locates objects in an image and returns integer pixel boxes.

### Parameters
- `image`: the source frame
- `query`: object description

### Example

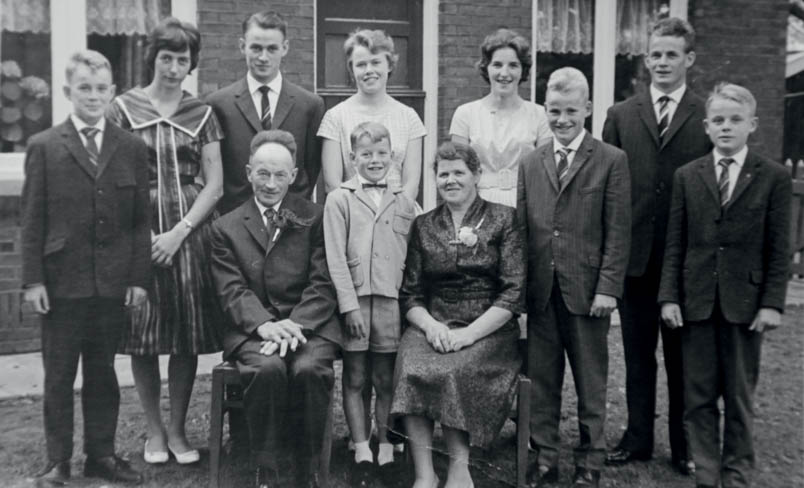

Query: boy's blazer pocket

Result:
[43,236,66,256]
[392,213,413,234]
[116,179,137,187]
[348,257,364,287]
[749,269,764,285]
[587,253,602,267]
[579,185,603,195]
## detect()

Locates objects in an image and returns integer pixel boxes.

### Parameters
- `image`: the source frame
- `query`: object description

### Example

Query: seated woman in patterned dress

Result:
[390,142,526,488]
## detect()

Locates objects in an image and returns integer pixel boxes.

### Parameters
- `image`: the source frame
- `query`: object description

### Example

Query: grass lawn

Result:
[1,307,801,487]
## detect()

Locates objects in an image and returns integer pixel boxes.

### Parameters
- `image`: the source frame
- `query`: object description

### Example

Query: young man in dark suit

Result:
[602,17,712,474]
[22,50,150,486]
[658,83,791,488]
[209,130,341,488]
[208,11,325,214]
[518,68,631,488]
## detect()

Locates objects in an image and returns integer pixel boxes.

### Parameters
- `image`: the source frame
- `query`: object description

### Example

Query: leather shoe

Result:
[255,467,279,488]
[34,461,70,486]
[572,467,600,487]
[673,458,696,476]
[526,463,558,487]
[84,455,142,484]
[605,447,652,465]
[351,460,374,487]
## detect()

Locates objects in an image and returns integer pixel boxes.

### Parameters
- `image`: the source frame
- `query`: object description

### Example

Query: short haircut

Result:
[242,10,287,38]
[650,17,696,52]
[433,141,481,175]
[350,121,392,149]
[249,130,297,167]
[65,50,112,82]
[344,29,399,76]
[706,82,757,117]
[145,17,201,76]
[477,28,532,84]
[546,67,589,100]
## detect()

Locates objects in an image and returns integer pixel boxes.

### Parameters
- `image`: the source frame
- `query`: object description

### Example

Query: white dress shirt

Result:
[254,197,283,228]
[356,173,387,208]
[552,130,586,169]
[247,71,282,122]
[71,114,105,154]
[713,145,747,200]
[650,83,686,126]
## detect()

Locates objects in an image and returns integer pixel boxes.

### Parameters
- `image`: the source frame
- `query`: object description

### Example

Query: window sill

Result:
[0,154,24,196]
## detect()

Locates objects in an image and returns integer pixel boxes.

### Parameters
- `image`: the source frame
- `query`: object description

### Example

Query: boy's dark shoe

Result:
[672,457,696,476]
[84,455,142,484]
[572,467,600,487]
[351,460,374,487]
[526,462,558,487]
[605,447,652,465]
[255,466,279,488]
[34,461,70,486]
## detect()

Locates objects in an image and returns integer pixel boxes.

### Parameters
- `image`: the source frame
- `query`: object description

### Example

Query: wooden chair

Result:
[208,361,335,488]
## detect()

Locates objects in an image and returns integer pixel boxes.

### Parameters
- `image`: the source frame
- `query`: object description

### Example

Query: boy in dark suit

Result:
[209,130,341,488]
[518,67,631,488]
[658,83,791,488]
[22,50,150,486]
[207,10,325,213]
[602,17,712,473]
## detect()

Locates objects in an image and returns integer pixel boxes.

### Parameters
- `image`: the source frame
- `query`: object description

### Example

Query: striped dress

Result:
[107,87,224,355]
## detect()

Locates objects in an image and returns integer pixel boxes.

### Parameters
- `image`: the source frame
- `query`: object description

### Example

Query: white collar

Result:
[247,71,283,96]
[650,83,686,105]
[713,145,748,168]
[553,129,586,153]
[254,196,282,217]
[71,114,105,135]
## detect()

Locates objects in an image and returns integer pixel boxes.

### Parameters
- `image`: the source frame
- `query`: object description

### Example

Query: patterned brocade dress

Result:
[108,87,223,355]
[390,197,525,447]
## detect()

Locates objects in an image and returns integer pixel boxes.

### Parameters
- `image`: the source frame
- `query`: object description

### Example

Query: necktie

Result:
[258,85,272,130]
[80,127,100,165]
[556,147,572,188]
[657,95,671,141]
[362,183,387,189]
[718,158,735,207]
[264,207,277,241]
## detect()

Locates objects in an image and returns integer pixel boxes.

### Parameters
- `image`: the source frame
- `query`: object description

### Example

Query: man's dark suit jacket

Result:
[207,77,325,213]
[21,118,151,298]
[517,133,632,315]
[658,151,791,324]
[209,194,342,358]
[602,89,712,276]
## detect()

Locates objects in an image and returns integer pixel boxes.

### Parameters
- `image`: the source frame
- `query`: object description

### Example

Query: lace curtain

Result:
[1,0,163,35]
[537,0,669,55]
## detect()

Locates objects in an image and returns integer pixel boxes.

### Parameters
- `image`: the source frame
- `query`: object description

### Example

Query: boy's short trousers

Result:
[343,295,401,353]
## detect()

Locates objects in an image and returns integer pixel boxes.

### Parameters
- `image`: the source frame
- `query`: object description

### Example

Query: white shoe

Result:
[143,439,168,464]
[168,444,200,464]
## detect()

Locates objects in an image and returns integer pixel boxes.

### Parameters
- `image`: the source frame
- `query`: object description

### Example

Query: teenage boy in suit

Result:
[208,10,325,214]
[209,130,341,488]
[518,67,631,488]
[22,50,150,486]
[658,83,791,488]
[602,17,712,473]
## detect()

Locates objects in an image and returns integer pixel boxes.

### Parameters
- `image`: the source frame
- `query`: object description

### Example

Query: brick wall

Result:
[688,0,788,161]
[438,0,533,141]
[196,0,316,97]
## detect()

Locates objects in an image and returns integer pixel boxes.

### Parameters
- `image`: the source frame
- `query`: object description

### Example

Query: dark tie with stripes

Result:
[556,147,572,188]
[657,95,671,142]
[264,207,276,240]
[258,85,272,130]
[718,158,735,207]
[80,127,100,165]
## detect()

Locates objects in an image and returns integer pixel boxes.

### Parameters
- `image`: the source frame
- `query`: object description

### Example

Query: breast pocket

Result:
[392,213,413,235]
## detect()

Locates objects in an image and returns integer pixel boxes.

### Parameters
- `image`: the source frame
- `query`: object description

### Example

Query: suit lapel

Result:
[272,79,296,129]
[95,122,120,179]
[660,90,697,150]
[243,199,269,253]
[696,155,721,207]
[726,152,760,210]
[636,92,661,147]
[376,187,403,220]
[560,133,594,192]
[60,120,97,179]
[234,78,262,134]
[540,141,560,193]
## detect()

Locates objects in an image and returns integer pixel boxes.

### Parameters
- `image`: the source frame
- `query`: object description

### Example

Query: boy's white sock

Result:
[377,442,395,466]
[354,440,373,464]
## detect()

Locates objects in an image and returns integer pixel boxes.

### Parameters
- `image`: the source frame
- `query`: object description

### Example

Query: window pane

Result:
[1,0,53,153]
[86,0,171,92]
[614,1,668,102]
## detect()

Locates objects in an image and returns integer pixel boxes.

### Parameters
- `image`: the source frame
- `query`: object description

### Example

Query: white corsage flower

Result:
[452,217,484,247]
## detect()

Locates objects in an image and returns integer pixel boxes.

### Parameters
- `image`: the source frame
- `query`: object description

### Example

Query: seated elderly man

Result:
[210,130,341,488]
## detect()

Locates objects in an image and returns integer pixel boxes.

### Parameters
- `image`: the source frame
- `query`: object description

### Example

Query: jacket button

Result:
[553,230,560,237]
[655,187,661,194]
[97,189,103,195]
[550,260,555,267]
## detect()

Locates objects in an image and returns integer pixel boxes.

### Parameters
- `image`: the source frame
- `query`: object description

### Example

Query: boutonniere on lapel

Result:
[270,208,313,243]
[450,217,484,248]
